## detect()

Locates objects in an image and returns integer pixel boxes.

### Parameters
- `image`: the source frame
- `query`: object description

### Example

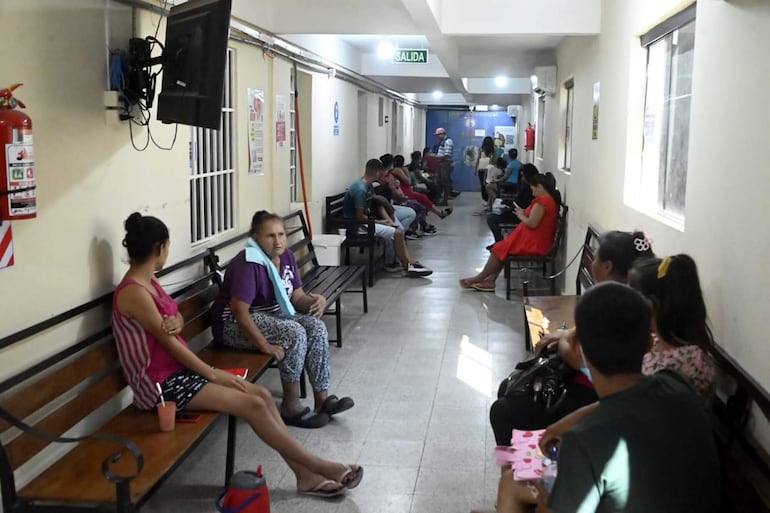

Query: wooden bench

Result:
[206,210,367,348]
[0,253,273,513]
[503,203,569,300]
[522,225,600,352]
[325,192,382,287]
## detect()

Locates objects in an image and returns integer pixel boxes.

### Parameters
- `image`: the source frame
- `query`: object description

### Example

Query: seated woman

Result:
[488,230,654,446]
[495,253,717,513]
[113,213,363,497]
[407,150,440,203]
[210,211,355,429]
[460,171,560,292]
[392,153,452,224]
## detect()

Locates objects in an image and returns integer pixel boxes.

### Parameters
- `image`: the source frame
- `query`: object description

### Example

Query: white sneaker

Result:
[405,262,433,277]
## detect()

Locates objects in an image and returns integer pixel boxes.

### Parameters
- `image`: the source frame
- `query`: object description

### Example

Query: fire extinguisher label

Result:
[5,142,36,216]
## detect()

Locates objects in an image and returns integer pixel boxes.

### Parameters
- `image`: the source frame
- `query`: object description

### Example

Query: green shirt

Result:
[549,370,720,513]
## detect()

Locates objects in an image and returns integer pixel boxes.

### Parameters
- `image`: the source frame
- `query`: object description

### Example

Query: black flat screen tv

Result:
[156,0,232,130]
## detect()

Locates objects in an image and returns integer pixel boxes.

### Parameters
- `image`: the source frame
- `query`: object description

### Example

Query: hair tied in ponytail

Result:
[657,256,672,279]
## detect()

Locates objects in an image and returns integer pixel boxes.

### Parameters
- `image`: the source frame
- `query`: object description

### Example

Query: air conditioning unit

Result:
[507,105,521,118]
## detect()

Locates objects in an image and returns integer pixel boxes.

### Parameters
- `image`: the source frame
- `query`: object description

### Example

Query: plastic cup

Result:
[157,401,177,432]
[338,228,346,237]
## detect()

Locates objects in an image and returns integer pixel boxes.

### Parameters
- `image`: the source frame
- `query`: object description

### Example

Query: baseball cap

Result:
[434,127,446,136]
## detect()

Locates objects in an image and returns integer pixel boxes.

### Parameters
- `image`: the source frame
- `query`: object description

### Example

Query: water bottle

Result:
[541,445,558,493]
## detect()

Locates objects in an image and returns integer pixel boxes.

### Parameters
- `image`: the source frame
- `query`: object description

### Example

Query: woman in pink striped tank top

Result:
[112,213,363,498]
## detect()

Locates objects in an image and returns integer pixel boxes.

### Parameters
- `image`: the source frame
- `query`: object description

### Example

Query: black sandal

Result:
[281,407,330,428]
[319,395,355,416]
[440,208,453,219]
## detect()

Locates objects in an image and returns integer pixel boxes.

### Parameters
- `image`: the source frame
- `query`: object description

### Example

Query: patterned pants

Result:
[221,310,331,392]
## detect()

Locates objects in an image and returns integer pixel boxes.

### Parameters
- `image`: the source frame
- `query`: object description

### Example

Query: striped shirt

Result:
[436,136,454,164]
[112,278,186,410]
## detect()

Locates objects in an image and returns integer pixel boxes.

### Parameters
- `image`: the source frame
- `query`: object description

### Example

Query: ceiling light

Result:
[377,41,394,60]
[432,90,443,99]
[474,104,489,111]
[495,76,508,87]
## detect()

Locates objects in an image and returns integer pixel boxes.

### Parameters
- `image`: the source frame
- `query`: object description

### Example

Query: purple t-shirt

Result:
[211,249,302,344]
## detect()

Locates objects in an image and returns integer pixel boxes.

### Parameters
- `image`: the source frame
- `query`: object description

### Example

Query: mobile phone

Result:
[176,413,202,423]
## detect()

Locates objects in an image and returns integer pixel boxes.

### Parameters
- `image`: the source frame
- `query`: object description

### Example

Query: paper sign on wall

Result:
[333,99,340,137]
[592,82,600,140]
[276,94,286,147]
[248,88,265,174]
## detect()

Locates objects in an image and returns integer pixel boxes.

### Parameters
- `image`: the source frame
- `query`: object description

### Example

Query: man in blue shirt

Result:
[343,159,432,277]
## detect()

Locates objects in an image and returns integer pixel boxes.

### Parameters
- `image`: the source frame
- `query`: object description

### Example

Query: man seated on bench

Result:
[114,213,363,497]
[343,158,433,277]
[534,282,720,512]
[210,211,355,429]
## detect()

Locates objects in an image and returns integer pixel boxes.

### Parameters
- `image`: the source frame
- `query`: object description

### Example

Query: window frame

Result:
[562,78,574,171]
[637,4,696,223]
[189,47,237,245]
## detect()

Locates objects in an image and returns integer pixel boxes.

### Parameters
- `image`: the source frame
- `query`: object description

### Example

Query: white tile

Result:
[358,440,425,467]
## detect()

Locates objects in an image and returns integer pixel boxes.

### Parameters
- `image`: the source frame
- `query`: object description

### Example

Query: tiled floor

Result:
[143,194,530,513]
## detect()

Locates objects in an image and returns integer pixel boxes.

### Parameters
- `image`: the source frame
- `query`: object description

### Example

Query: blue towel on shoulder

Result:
[244,237,296,317]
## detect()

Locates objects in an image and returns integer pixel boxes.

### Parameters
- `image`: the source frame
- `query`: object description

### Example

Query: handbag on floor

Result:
[497,344,575,413]
[216,467,271,513]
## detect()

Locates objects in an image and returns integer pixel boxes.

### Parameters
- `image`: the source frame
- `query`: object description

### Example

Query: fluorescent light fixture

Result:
[432,90,443,99]
[475,104,489,111]
[530,74,538,88]
[377,40,394,60]
[490,104,501,111]
[495,76,508,87]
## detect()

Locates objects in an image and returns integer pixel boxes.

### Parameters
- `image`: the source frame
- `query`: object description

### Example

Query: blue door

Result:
[426,110,516,192]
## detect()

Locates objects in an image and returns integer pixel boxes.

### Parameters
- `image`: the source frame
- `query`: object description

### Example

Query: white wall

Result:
[0,1,368,381]
[544,0,770,395]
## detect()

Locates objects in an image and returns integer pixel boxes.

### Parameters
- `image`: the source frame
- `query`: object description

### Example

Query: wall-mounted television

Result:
[156,0,232,130]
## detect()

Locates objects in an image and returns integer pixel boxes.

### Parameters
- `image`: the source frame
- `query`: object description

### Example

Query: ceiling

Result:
[234,0,601,107]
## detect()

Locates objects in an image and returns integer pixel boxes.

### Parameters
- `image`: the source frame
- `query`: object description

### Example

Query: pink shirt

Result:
[112,278,186,410]
[643,344,716,397]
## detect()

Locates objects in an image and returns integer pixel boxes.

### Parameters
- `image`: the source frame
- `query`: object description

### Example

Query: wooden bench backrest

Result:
[0,253,217,475]
[709,344,770,512]
[545,204,568,260]
[325,192,347,233]
[576,226,601,294]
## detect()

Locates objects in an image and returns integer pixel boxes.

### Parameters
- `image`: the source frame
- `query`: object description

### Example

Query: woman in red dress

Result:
[460,172,561,292]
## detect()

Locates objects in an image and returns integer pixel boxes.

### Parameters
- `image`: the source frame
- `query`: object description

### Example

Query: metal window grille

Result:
[189,48,236,244]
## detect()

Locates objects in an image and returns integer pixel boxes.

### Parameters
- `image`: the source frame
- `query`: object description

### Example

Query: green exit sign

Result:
[392,49,429,64]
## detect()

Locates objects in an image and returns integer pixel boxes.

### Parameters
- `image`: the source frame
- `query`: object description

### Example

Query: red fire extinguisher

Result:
[524,123,535,152]
[0,83,36,220]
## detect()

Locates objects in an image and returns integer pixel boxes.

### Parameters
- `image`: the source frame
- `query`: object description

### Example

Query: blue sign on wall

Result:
[426,110,516,192]
[333,100,340,136]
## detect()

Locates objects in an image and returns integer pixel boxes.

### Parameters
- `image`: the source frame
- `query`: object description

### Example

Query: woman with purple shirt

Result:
[211,211,354,429]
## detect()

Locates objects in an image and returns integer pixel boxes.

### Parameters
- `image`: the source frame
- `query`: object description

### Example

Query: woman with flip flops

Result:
[210,211,356,429]
[460,171,561,292]
[113,212,363,498]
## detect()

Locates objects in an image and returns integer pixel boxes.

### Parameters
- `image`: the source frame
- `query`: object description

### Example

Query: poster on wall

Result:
[247,88,265,175]
[0,221,14,270]
[275,94,286,147]
[592,82,601,140]
[495,125,517,152]
[333,99,340,136]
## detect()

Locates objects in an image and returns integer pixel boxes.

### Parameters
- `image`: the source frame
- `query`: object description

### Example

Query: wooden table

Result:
[522,295,577,352]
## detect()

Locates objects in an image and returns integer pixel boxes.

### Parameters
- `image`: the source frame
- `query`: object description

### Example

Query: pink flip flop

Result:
[337,465,364,490]
[299,479,347,498]
[471,282,496,292]
[459,278,475,289]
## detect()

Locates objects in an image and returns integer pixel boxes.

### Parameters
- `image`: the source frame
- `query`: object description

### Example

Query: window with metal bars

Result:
[189,48,236,244]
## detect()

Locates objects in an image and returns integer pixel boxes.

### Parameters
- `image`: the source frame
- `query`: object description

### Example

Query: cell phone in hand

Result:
[176,413,202,423]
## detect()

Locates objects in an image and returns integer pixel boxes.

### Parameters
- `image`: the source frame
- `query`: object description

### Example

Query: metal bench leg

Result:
[361,272,368,313]
[299,370,307,398]
[505,260,512,300]
[225,414,237,485]
[335,297,342,348]
[115,480,134,513]
[368,244,375,287]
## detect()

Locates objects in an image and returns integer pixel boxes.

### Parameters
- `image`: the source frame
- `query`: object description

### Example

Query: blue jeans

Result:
[487,208,518,242]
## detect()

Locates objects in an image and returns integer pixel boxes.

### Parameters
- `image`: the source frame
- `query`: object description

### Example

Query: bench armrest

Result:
[0,406,144,486]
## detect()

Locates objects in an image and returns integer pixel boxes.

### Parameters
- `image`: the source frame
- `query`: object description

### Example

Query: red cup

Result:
[157,401,176,432]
